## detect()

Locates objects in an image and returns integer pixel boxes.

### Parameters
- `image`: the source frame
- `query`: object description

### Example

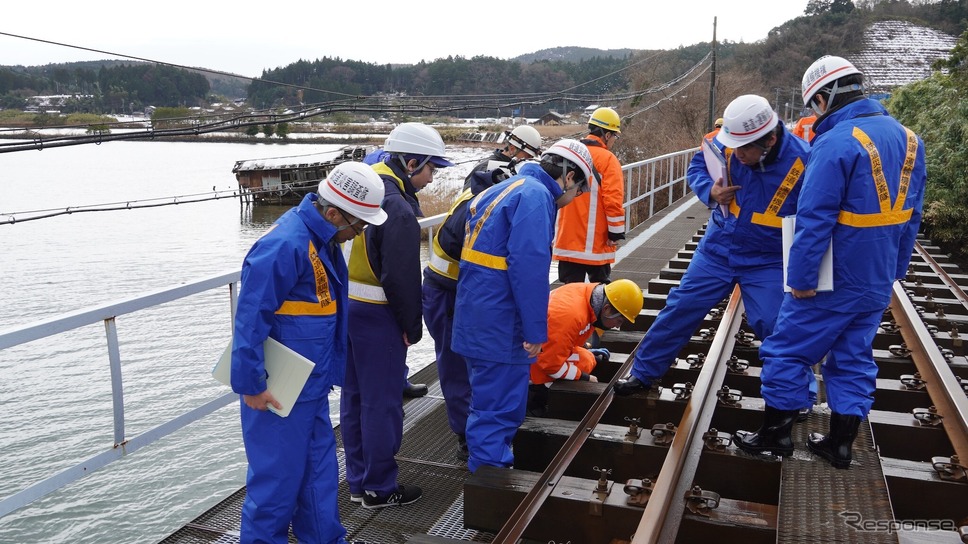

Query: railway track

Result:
[457,231,968,544]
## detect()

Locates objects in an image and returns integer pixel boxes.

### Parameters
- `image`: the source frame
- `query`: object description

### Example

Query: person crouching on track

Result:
[231,162,387,544]
[452,139,594,473]
[527,279,644,417]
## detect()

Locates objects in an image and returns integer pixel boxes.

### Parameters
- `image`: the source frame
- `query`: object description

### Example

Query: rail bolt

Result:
[726,356,749,374]
[684,485,720,516]
[913,406,944,426]
[931,456,967,483]
[900,373,927,390]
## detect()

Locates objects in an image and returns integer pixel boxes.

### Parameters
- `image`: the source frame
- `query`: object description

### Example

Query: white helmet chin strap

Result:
[812,80,864,116]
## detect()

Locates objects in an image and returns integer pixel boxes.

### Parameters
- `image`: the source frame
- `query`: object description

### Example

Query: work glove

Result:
[589,348,610,364]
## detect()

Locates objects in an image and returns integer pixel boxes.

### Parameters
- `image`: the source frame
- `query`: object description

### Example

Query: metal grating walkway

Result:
[160,195,711,544]
[779,405,897,544]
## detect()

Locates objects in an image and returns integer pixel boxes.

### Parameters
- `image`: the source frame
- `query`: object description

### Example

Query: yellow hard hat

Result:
[604,279,643,322]
[589,107,621,133]
[715,117,724,128]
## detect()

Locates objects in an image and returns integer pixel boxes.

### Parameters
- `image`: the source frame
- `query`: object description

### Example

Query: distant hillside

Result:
[851,20,957,93]
[514,47,636,63]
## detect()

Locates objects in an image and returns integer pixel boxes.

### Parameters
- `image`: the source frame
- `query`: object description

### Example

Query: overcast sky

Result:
[2,1,809,78]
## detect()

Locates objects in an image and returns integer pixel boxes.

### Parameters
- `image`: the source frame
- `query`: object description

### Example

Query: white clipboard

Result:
[782,215,834,292]
[212,337,315,417]
[701,137,729,217]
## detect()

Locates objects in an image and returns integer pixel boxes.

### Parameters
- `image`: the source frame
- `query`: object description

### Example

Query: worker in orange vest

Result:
[792,111,817,142]
[527,279,643,416]
[704,117,724,142]
[552,107,626,283]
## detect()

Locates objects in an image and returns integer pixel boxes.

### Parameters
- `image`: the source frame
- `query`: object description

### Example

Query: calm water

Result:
[0,139,478,544]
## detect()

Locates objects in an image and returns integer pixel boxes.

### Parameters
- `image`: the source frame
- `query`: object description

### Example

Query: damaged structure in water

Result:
[232,146,369,205]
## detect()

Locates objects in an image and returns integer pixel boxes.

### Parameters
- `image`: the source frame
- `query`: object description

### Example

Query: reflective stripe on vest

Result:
[343,237,387,303]
[750,157,803,228]
[837,127,917,228]
[276,240,337,315]
[462,179,525,270]
[726,149,803,228]
[348,281,388,303]
[428,250,460,279]
[429,188,475,280]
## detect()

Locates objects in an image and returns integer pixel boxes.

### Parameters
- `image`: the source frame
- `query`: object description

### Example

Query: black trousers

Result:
[557,261,611,284]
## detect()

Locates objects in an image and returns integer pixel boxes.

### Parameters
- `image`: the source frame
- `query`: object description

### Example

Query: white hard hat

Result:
[507,125,542,158]
[801,55,862,106]
[383,122,454,167]
[715,95,779,148]
[542,139,594,183]
[318,162,388,226]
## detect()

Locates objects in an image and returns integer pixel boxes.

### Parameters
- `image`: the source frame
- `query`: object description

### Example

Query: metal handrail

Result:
[623,148,697,231]
[0,147,697,520]
[0,270,242,518]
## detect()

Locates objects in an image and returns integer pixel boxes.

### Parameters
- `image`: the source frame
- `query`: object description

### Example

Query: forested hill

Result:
[0,0,964,114]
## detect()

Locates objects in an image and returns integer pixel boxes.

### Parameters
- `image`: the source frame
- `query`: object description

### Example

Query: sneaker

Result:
[797,406,813,423]
[350,492,364,503]
[362,485,422,509]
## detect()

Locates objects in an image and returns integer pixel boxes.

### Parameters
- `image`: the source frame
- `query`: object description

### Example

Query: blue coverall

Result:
[760,98,926,418]
[340,158,423,497]
[628,125,810,388]
[422,171,498,440]
[231,193,348,544]
[452,162,562,472]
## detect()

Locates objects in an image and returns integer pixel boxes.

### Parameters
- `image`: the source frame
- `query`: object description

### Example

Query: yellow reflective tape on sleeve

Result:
[460,247,508,270]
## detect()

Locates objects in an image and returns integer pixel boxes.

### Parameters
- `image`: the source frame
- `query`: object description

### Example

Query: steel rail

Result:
[892,277,968,465]
[913,242,968,311]
[632,285,745,544]
[493,283,745,543]
[492,347,623,541]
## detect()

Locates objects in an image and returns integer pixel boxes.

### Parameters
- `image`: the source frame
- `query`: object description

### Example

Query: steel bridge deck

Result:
[160,196,710,544]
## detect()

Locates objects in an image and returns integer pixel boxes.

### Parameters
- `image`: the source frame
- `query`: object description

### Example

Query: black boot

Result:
[613,375,650,396]
[403,381,428,398]
[807,413,862,469]
[526,384,550,417]
[733,406,798,457]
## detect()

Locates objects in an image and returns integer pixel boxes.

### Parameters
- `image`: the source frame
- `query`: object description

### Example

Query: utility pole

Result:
[707,17,718,132]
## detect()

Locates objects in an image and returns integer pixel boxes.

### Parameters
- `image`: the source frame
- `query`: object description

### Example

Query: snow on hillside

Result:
[851,20,957,93]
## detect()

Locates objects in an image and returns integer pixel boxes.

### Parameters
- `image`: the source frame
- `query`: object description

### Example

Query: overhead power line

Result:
[0,34,713,224]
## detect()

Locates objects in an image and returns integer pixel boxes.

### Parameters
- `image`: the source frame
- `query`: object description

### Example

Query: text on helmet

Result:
[329,169,372,202]
[742,108,774,133]
[803,65,828,92]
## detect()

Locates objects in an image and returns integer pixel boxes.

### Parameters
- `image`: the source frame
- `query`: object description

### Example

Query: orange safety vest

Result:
[793,115,817,142]
[552,135,625,265]
[529,283,599,385]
